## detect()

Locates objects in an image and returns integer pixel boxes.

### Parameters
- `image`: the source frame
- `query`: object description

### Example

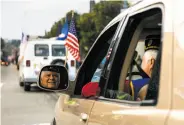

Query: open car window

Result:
[74,20,121,96]
[101,8,163,106]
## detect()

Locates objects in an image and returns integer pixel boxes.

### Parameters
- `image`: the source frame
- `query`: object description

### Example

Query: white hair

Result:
[144,50,158,63]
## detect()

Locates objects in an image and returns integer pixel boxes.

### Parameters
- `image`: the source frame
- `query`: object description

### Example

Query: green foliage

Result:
[1,42,13,56]
[1,38,5,49]
[44,1,127,58]
[1,38,21,57]
[76,13,96,55]
[44,11,80,38]
[10,39,21,48]
[92,1,122,33]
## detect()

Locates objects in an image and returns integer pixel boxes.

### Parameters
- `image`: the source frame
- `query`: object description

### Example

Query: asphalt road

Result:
[1,64,59,125]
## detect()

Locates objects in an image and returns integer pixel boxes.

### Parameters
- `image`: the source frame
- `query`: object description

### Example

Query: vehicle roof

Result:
[100,0,174,36]
[26,39,66,45]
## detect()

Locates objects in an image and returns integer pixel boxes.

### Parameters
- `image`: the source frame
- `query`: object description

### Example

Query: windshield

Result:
[35,44,49,56]
[52,45,66,56]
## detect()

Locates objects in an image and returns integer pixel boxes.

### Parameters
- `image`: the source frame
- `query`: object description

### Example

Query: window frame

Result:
[97,3,164,106]
[51,44,66,57]
[98,16,127,94]
[34,44,49,57]
[101,15,128,79]
[73,20,121,96]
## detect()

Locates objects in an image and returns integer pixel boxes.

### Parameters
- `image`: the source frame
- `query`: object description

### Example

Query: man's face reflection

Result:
[41,71,60,89]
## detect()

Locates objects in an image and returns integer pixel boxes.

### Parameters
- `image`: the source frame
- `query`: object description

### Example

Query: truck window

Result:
[35,44,49,56]
[74,20,121,95]
[103,8,163,105]
[52,45,66,56]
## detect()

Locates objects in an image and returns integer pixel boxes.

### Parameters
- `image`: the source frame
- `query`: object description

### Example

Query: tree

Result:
[1,38,5,49]
[92,1,123,33]
[44,1,127,58]
[10,39,21,48]
[76,13,96,56]
[78,1,123,57]
[44,11,80,38]
[1,38,9,57]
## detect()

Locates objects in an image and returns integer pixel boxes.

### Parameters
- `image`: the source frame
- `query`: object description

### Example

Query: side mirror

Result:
[38,65,69,91]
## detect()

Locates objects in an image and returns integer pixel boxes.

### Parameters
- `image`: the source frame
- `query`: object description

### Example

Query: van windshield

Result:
[52,45,66,56]
[35,44,49,56]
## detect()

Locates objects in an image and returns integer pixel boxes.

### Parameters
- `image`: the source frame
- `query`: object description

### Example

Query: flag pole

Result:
[64,14,68,67]
[64,46,68,67]
[19,33,28,65]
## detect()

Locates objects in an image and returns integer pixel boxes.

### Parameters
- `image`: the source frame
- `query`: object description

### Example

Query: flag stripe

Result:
[66,35,79,47]
[67,33,78,43]
[65,41,79,50]
[66,37,79,47]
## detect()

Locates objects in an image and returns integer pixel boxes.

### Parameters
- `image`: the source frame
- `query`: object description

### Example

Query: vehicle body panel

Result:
[88,1,173,125]
[54,94,95,125]
[167,0,184,124]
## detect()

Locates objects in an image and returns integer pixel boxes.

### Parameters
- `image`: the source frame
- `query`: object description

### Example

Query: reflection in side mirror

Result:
[38,65,69,91]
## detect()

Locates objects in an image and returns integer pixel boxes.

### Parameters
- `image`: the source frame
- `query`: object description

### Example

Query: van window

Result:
[35,44,49,56]
[52,45,66,56]
[103,8,162,105]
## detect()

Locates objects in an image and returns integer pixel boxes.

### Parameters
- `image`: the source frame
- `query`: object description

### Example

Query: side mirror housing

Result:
[37,65,69,91]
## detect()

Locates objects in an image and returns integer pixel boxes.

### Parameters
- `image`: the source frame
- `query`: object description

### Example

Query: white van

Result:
[18,39,77,91]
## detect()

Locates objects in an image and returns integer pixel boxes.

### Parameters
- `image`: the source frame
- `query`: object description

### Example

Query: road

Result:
[1,64,59,125]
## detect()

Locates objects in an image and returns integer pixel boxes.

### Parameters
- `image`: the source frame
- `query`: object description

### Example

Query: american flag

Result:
[21,32,28,43]
[65,17,81,62]
[106,48,112,59]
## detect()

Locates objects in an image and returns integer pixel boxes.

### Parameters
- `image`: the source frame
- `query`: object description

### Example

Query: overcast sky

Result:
[1,0,101,39]
[1,0,138,40]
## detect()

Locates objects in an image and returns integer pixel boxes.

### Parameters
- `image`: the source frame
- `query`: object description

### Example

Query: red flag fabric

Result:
[81,82,100,98]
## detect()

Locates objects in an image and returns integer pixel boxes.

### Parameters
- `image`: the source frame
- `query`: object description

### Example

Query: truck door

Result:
[88,2,173,125]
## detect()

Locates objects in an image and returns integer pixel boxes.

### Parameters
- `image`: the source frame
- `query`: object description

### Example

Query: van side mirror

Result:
[38,65,69,91]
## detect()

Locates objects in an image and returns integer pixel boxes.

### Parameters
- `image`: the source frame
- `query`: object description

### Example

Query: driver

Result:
[40,67,60,89]
[130,35,160,100]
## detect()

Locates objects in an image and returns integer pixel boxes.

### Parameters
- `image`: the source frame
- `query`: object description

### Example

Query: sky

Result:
[1,0,138,40]
[1,0,101,39]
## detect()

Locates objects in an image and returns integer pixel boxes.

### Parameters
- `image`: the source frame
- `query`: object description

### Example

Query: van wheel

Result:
[17,64,19,70]
[24,83,30,91]
[19,81,24,87]
[19,78,24,87]
[51,118,56,125]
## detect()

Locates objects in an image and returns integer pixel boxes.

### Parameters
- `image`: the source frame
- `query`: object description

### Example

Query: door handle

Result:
[80,113,88,122]
[43,57,48,60]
